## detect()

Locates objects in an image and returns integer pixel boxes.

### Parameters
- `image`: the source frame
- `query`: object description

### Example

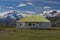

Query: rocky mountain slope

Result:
[0,10,23,26]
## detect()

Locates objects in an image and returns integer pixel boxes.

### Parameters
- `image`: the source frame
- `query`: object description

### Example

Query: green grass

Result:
[0,27,60,40]
[17,16,50,22]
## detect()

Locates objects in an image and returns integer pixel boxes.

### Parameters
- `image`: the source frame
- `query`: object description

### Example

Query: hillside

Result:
[45,10,60,27]
[0,27,60,40]
[46,16,60,27]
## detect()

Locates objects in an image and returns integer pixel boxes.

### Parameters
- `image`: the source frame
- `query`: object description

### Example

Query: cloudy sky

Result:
[0,0,60,13]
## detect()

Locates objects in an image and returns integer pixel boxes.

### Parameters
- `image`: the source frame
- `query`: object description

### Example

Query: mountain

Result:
[0,10,40,26]
[42,10,60,17]
[0,10,60,27]
[0,10,23,26]
[44,10,60,27]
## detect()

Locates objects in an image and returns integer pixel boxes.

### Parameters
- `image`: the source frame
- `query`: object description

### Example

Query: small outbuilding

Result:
[16,16,51,29]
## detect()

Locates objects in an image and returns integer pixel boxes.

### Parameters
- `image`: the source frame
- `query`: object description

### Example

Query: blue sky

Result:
[0,0,60,13]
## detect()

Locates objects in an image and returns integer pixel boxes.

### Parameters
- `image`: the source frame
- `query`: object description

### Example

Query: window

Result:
[33,24,35,26]
[29,23,31,26]
[20,23,22,26]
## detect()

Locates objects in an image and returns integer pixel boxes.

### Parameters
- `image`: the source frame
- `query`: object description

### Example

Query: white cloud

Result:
[0,11,10,16]
[0,10,14,16]
[27,2,33,5]
[17,3,27,7]
[43,6,51,9]
[6,7,14,9]
[26,11,36,14]
[17,2,33,7]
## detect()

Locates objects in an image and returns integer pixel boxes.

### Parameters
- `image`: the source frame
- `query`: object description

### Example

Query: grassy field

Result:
[0,27,60,40]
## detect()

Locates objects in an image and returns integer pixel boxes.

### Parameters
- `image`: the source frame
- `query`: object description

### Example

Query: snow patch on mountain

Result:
[42,10,60,17]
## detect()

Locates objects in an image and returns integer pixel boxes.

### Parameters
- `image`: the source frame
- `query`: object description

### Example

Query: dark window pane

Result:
[29,23,31,26]
[33,24,35,26]
[20,23,22,26]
